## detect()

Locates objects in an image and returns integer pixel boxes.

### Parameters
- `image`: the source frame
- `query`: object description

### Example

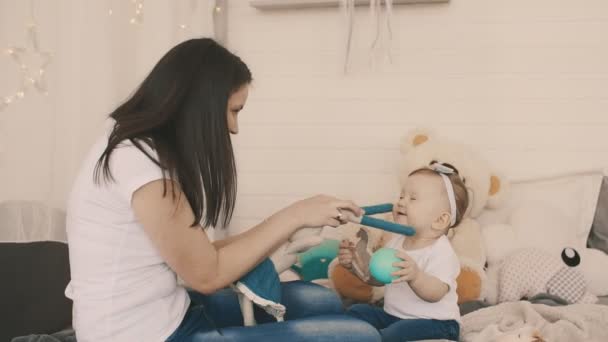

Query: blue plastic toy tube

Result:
[361,203,393,215]
[360,216,415,236]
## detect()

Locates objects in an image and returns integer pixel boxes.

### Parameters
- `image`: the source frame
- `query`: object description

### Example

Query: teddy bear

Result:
[329,128,508,304]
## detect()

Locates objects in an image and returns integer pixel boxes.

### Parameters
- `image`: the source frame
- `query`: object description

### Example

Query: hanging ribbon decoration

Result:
[370,0,394,66]
[213,0,228,45]
[341,0,355,73]
[384,0,394,64]
[342,0,394,73]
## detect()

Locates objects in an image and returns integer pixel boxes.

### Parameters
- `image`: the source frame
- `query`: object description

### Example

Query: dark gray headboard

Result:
[588,176,608,254]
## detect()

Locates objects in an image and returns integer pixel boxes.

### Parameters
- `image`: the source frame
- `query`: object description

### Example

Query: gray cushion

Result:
[0,241,72,341]
[588,176,608,254]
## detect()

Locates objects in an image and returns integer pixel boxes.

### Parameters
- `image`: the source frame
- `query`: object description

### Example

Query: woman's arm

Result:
[212,234,243,249]
[133,180,360,294]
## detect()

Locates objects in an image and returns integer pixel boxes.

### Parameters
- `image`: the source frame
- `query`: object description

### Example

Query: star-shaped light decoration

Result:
[108,0,144,25]
[129,0,144,24]
[178,0,200,31]
[1,23,52,111]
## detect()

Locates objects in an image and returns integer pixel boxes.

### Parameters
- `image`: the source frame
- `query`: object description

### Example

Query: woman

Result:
[65,38,381,341]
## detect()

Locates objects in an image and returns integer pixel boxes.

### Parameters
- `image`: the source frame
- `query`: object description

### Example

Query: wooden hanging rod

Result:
[250,0,449,10]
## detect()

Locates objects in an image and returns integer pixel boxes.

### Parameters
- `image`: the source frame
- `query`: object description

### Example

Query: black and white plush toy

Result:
[498,248,597,304]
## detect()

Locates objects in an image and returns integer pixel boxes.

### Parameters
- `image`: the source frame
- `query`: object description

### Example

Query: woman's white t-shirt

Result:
[65,128,190,342]
[383,235,461,321]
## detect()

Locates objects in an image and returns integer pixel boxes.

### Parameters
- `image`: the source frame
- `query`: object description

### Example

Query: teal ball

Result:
[369,248,402,284]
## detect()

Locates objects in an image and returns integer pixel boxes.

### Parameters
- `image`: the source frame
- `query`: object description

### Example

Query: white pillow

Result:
[478,169,604,248]
[0,200,66,243]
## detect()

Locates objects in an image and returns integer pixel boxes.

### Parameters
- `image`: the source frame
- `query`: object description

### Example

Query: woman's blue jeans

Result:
[166,281,381,341]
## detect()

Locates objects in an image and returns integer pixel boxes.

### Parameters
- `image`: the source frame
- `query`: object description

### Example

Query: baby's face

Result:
[393,173,449,231]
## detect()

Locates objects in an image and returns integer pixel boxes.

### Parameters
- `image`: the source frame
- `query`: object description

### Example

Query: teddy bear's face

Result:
[400,130,505,218]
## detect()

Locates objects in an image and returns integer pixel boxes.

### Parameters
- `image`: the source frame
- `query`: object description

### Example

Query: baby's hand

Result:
[391,251,420,283]
[338,240,355,269]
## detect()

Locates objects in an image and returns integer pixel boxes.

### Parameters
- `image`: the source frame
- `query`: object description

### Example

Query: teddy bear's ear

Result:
[400,128,433,155]
[487,173,509,209]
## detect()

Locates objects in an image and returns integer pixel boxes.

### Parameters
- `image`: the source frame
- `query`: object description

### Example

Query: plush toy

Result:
[328,224,390,303]
[481,201,608,303]
[498,248,597,304]
[329,128,507,304]
[578,247,608,296]
[290,239,340,281]
[269,227,324,277]
[399,128,507,216]
[233,259,285,327]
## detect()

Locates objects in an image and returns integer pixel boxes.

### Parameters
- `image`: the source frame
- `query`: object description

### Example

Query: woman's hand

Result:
[282,194,363,230]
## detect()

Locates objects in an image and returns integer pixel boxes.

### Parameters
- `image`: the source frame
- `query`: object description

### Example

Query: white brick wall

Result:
[1,1,606,235]
[223,0,608,235]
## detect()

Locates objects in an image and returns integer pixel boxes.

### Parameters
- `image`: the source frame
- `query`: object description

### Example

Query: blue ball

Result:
[369,248,402,284]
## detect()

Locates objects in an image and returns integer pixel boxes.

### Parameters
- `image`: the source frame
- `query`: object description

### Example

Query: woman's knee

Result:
[334,318,382,341]
[282,281,341,304]
[201,316,381,342]
[281,281,343,318]
[292,315,381,341]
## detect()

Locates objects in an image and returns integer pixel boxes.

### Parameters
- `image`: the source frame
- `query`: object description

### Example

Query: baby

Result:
[340,162,469,341]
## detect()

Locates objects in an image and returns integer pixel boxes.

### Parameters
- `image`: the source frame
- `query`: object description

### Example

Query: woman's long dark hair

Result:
[94,38,251,229]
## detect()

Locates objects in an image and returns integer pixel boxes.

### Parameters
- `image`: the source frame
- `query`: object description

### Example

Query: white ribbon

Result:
[341,0,355,73]
[430,162,457,227]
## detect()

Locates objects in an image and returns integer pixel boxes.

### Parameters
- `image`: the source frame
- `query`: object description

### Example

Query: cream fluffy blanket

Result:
[461,301,608,342]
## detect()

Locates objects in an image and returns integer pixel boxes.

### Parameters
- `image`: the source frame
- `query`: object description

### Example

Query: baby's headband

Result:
[428,161,458,227]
